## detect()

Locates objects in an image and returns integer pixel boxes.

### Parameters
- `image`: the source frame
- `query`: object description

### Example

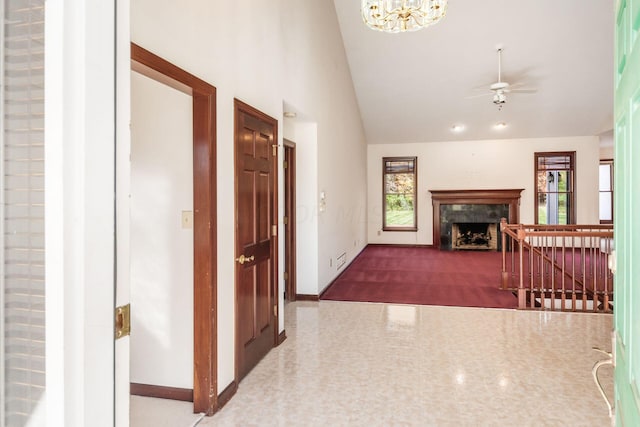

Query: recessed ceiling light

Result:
[494,122,507,130]
[451,124,465,132]
[283,111,297,118]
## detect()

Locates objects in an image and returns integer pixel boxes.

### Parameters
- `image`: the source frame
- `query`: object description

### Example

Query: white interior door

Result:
[614,0,640,423]
[115,1,132,425]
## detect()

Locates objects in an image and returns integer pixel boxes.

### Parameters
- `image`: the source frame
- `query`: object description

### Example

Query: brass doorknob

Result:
[235,254,254,265]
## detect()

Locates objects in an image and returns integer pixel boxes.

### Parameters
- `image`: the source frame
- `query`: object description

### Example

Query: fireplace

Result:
[451,222,498,251]
[429,189,523,251]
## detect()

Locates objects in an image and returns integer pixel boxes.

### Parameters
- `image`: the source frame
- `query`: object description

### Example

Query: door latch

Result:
[115,304,131,339]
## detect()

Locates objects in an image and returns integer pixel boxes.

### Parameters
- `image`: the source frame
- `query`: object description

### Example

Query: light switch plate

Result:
[181,210,193,229]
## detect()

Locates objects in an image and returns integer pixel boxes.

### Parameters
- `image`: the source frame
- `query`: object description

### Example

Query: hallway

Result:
[133,301,613,426]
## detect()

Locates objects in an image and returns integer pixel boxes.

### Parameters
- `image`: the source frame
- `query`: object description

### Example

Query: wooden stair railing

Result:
[503,227,588,290]
[499,218,614,313]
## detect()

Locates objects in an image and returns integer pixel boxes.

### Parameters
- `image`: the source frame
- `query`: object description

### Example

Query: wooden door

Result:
[234,100,278,380]
[284,141,297,301]
[614,0,640,424]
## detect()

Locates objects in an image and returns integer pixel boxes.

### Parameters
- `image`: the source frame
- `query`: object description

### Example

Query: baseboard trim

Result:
[130,383,193,402]
[295,294,319,301]
[367,243,433,248]
[217,380,237,410]
[278,330,287,345]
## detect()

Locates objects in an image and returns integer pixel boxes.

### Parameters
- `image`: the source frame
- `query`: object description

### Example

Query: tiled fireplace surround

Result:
[429,189,524,251]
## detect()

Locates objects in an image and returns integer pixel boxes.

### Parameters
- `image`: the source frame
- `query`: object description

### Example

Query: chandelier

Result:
[361,0,448,33]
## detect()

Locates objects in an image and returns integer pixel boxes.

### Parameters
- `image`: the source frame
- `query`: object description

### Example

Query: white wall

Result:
[367,136,601,245]
[130,72,194,388]
[131,0,367,392]
[280,0,368,293]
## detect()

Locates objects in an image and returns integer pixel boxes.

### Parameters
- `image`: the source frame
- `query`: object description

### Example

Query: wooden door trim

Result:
[284,140,297,301]
[130,383,193,402]
[233,98,279,382]
[131,43,218,415]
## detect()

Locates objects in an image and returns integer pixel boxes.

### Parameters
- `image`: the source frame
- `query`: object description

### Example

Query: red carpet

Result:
[321,245,518,309]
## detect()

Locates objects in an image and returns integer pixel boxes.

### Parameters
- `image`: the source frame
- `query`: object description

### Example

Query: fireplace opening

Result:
[451,222,498,251]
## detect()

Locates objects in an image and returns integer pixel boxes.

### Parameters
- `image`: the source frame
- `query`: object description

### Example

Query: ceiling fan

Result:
[469,48,537,110]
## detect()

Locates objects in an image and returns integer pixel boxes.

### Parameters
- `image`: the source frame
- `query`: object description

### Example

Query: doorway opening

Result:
[284,140,297,301]
[128,44,217,415]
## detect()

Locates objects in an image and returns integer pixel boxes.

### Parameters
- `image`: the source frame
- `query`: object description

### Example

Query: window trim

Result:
[599,159,614,224]
[382,156,418,232]
[533,151,576,225]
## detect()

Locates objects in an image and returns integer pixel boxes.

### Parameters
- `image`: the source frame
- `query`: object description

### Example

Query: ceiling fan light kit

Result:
[361,0,448,33]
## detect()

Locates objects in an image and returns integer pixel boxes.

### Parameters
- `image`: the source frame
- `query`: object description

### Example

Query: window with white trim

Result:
[599,159,613,224]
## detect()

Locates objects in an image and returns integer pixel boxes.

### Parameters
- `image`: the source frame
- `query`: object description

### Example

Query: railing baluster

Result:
[571,238,577,312]
[561,235,566,311]
[580,236,589,311]
[539,236,549,308]
[551,235,556,311]
[519,229,526,309]
[511,235,515,289]
[592,237,598,313]
[603,237,610,312]
[530,233,535,309]
[501,218,508,290]
[538,234,542,307]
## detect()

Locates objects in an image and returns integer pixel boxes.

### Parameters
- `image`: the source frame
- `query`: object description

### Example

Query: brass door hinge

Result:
[283,216,288,225]
[284,271,289,281]
[272,224,277,236]
[115,304,131,339]
[273,305,277,317]
[272,144,278,156]
[283,160,288,169]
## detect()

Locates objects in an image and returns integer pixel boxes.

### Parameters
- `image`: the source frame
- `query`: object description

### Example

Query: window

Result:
[383,157,417,231]
[599,160,613,224]
[534,152,575,224]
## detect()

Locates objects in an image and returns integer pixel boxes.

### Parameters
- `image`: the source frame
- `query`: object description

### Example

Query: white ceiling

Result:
[333,0,614,144]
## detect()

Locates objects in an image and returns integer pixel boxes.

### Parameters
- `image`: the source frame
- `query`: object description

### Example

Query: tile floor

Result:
[132,301,614,426]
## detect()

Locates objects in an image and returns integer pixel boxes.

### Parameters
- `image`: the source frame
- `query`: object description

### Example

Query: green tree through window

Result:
[383,157,417,231]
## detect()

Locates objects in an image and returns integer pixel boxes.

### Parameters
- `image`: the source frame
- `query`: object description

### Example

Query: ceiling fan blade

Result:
[510,88,537,94]
[465,92,492,99]
[470,80,495,91]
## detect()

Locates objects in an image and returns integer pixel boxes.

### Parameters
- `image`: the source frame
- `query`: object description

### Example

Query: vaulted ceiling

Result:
[333,0,614,144]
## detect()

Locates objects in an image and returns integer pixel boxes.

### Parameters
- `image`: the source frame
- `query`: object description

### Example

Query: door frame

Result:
[233,99,280,381]
[130,43,218,415]
[284,140,297,301]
